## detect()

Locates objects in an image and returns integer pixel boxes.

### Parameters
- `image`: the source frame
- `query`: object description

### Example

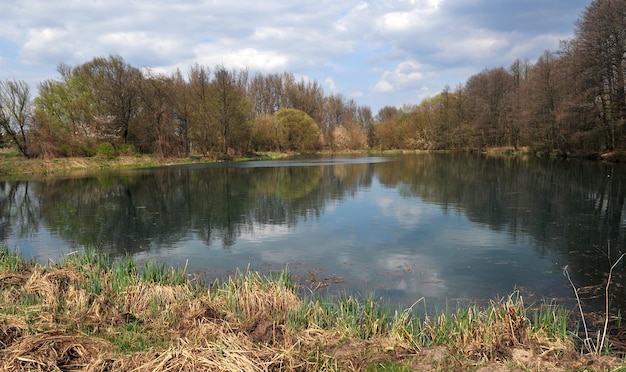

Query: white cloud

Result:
[374,194,424,228]
[0,0,590,111]
[334,2,369,33]
[377,253,447,297]
[194,45,289,71]
[239,222,292,242]
[375,61,427,93]
[19,27,76,64]
[434,29,511,62]
[324,77,337,92]
[375,0,441,34]
[253,26,291,41]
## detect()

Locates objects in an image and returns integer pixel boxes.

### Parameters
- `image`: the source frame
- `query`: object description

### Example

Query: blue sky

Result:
[0,0,589,113]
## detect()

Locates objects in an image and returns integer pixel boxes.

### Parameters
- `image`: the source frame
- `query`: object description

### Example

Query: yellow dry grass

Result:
[0,252,624,371]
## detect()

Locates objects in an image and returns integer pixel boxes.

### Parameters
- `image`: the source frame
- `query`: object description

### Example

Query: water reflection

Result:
[1,154,624,313]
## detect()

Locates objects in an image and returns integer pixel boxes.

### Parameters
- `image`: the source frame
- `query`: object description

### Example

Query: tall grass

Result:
[140,260,187,285]
[0,246,29,272]
[0,246,622,371]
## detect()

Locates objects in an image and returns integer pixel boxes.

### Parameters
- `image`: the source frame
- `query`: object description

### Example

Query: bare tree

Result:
[247,73,284,116]
[0,80,33,157]
[463,67,516,149]
[209,66,252,154]
[572,0,626,150]
[136,71,180,157]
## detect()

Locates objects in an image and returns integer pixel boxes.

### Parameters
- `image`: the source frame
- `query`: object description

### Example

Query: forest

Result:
[0,0,625,160]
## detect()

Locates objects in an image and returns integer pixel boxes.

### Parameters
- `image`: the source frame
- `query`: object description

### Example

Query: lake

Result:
[1,153,625,315]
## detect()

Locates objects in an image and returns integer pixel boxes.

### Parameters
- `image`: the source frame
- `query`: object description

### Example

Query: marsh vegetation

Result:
[0,247,624,371]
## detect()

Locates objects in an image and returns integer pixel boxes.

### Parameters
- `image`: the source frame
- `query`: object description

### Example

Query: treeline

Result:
[377,0,626,156]
[0,0,624,159]
[0,58,375,159]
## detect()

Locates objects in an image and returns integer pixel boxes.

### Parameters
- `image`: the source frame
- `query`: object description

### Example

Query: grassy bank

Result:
[3,146,623,177]
[0,148,286,176]
[0,247,624,371]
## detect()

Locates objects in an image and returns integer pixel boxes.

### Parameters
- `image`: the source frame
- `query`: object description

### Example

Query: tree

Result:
[375,119,400,150]
[33,56,144,156]
[356,105,374,149]
[505,60,533,150]
[376,106,398,122]
[571,0,626,150]
[171,69,193,157]
[74,55,143,145]
[555,40,600,150]
[247,73,284,116]
[0,80,33,157]
[283,75,325,130]
[35,64,104,157]
[187,64,217,156]
[250,114,279,151]
[208,66,253,154]
[323,94,358,150]
[463,67,516,149]
[274,108,320,151]
[520,51,571,152]
[136,71,179,157]
[509,58,532,87]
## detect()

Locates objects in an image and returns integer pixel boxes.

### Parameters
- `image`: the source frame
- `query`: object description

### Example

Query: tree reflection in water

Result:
[1,154,624,314]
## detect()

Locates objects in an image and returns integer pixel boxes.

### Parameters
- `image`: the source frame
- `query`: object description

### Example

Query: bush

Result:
[60,143,73,157]
[96,142,116,159]
[117,144,138,156]
[81,145,97,157]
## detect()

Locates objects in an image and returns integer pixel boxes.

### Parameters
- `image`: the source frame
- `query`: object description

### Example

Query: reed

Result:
[0,246,623,371]
[0,246,29,272]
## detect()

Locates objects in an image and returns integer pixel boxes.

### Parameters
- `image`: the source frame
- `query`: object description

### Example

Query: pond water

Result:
[1,153,625,314]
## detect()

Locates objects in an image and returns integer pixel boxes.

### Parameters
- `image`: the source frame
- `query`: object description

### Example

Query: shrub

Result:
[117,144,138,156]
[96,142,116,159]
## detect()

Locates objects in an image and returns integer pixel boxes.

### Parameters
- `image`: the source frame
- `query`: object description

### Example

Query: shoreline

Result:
[1,247,624,371]
[2,146,624,177]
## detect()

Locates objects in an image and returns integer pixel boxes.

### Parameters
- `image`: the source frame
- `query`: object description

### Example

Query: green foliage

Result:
[98,323,170,354]
[116,143,137,156]
[64,249,110,295]
[63,248,109,270]
[96,142,116,159]
[112,256,137,293]
[80,144,96,157]
[266,270,297,291]
[530,302,570,341]
[287,294,393,339]
[60,143,72,157]
[140,261,186,285]
[275,108,320,152]
[0,245,28,272]
[141,261,167,284]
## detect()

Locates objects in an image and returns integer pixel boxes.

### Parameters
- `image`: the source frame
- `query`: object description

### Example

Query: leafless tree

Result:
[0,80,33,157]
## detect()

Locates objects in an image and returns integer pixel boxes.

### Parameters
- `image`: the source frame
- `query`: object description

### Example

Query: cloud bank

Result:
[0,0,589,111]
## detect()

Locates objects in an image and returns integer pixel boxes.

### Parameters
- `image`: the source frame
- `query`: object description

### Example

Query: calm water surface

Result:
[1,154,625,314]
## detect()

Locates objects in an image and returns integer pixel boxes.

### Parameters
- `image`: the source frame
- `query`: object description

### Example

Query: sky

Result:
[1,0,590,113]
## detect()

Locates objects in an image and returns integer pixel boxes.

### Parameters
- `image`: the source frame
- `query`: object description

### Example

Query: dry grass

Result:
[0,248,624,371]
[0,148,287,176]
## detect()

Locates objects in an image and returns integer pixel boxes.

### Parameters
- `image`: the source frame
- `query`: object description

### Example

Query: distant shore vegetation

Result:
[1,0,626,164]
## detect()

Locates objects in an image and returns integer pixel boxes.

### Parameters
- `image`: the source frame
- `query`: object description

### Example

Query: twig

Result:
[599,252,625,353]
[563,265,592,352]
[563,245,626,355]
